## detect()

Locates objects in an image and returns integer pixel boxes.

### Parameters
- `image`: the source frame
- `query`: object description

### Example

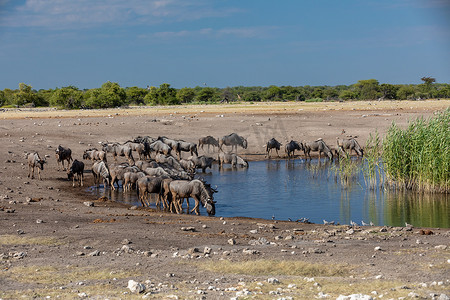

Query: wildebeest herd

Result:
[26,132,363,216]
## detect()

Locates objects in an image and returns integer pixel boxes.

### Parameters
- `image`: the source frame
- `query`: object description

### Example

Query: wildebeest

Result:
[303,139,334,161]
[180,159,195,173]
[67,159,84,187]
[123,171,146,191]
[158,137,180,153]
[266,138,282,158]
[177,140,198,158]
[27,152,46,180]
[55,145,72,171]
[219,133,247,153]
[218,152,249,168]
[136,176,165,207]
[155,153,183,171]
[124,141,150,160]
[189,155,215,172]
[168,179,217,215]
[285,140,303,159]
[198,136,219,152]
[149,140,172,156]
[102,143,134,165]
[144,167,171,178]
[109,163,140,190]
[336,137,364,157]
[92,161,110,187]
[83,148,107,162]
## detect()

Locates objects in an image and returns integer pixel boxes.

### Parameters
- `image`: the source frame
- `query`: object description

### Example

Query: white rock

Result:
[336,294,373,300]
[127,280,145,293]
[267,277,280,284]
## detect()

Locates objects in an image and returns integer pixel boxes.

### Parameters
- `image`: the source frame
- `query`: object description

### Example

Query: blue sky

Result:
[0,0,449,90]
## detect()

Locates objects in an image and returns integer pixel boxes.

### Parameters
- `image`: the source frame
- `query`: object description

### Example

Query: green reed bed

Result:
[363,131,384,190]
[382,108,449,193]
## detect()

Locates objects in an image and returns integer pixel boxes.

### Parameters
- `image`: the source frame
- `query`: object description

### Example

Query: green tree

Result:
[263,85,282,101]
[419,76,436,99]
[339,89,357,100]
[50,86,83,108]
[396,85,415,100]
[354,79,380,100]
[176,87,196,103]
[144,83,178,105]
[13,83,37,107]
[196,87,218,103]
[126,86,147,105]
[221,87,236,103]
[380,84,398,100]
[242,91,262,102]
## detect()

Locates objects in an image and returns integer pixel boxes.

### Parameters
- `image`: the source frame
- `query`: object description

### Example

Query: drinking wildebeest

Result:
[122,171,146,191]
[102,142,134,165]
[218,152,249,168]
[266,138,282,158]
[219,133,247,153]
[83,148,107,162]
[55,145,72,171]
[177,140,198,159]
[180,159,195,173]
[168,179,217,215]
[336,137,364,157]
[303,138,334,161]
[92,161,110,187]
[109,164,140,190]
[198,136,219,153]
[67,159,84,187]
[27,152,46,180]
[285,140,303,159]
[149,140,172,157]
[189,155,215,172]
[136,176,165,207]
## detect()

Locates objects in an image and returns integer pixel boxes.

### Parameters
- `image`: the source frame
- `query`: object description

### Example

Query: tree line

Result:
[1,77,449,109]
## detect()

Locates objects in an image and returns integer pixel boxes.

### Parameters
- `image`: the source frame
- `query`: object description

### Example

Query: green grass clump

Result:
[363,131,384,190]
[382,108,449,193]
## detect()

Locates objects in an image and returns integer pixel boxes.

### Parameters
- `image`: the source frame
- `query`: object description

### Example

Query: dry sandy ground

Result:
[0,100,449,299]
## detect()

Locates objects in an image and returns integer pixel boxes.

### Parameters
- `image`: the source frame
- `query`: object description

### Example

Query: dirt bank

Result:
[0,101,449,299]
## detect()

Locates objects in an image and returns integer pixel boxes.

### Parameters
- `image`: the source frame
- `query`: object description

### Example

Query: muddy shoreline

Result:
[1,101,449,299]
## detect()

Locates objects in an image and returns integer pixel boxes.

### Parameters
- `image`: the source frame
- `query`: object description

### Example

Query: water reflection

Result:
[87,159,449,228]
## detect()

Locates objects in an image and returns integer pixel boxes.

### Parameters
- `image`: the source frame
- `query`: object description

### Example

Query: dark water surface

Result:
[89,159,449,228]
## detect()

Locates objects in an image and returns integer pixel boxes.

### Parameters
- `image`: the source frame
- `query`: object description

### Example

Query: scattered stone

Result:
[379,227,388,232]
[267,277,280,284]
[122,239,131,245]
[83,201,94,207]
[127,280,146,293]
[242,248,260,255]
[336,294,373,300]
[181,226,196,232]
[228,238,236,245]
[87,250,100,256]
[374,246,382,251]
[203,247,211,254]
[435,245,447,250]
[36,219,44,224]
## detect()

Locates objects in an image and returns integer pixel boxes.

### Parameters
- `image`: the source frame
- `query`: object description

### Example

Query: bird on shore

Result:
[350,220,358,227]
[370,221,374,226]
[323,219,335,225]
[405,222,413,227]
[361,220,369,226]
[272,215,275,220]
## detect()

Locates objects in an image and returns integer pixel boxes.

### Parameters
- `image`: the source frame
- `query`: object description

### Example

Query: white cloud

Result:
[1,0,242,29]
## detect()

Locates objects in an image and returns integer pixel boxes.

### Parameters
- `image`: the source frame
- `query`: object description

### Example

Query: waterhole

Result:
[89,159,449,228]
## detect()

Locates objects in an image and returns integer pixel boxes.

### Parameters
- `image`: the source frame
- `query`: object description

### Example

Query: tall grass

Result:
[382,108,449,193]
[331,154,360,188]
[363,131,384,190]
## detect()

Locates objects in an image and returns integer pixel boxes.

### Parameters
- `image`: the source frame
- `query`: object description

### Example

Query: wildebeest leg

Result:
[37,167,41,180]
[190,196,200,215]
[80,173,83,187]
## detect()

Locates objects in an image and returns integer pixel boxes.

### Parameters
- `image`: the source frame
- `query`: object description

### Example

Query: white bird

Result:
[370,221,374,226]
[350,220,358,227]
[361,220,369,226]
[272,215,275,220]
[323,219,335,225]
[405,222,413,227]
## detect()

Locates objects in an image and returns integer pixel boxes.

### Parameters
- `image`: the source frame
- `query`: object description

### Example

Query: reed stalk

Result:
[382,108,449,193]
